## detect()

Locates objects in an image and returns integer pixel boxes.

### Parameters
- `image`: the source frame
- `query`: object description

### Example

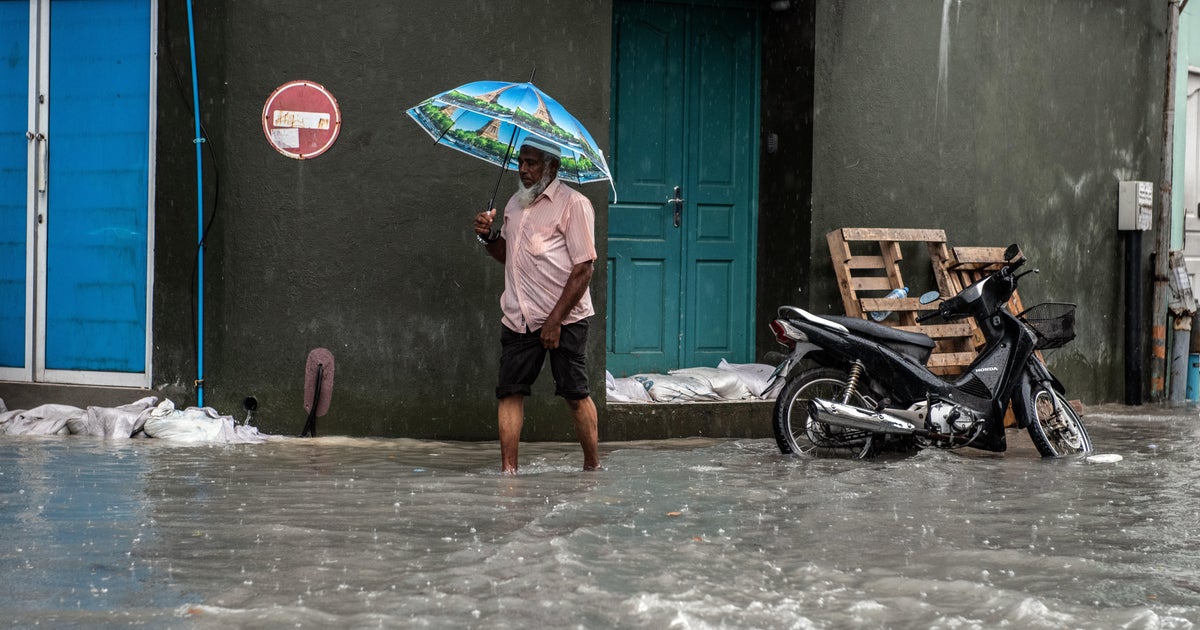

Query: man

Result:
[472,137,600,474]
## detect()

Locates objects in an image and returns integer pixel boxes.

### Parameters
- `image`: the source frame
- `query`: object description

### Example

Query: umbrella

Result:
[406,79,615,218]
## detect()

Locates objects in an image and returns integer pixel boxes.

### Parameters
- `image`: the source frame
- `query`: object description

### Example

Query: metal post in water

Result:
[1125,231,1144,405]
[1188,351,1200,401]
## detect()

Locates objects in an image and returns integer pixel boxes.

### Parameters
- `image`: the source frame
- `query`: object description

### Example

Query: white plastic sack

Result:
[668,367,753,400]
[633,373,721,403]
[67,396,158,438]
[0,397,277,444]
[717,359,779,399]
[143,399,268,444]
[606,371,653,403]
[0,403,82,436]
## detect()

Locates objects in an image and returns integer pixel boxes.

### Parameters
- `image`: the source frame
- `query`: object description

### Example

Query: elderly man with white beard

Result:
[472,137,600,474]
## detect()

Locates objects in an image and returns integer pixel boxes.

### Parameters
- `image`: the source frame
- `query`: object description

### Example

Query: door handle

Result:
[33,133,47,193]
[666,186,683,228]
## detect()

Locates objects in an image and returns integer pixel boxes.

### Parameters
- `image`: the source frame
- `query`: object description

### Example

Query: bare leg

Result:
[567,396,600,470]
[498,395,524,474]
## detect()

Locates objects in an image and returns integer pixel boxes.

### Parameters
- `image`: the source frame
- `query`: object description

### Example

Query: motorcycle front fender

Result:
[1011,358,1065,430]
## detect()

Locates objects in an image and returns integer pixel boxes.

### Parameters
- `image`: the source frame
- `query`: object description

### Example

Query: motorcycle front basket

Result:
[1017,302,1076,350]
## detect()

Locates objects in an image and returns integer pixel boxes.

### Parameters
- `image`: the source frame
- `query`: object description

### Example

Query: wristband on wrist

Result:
[477,232,499,245]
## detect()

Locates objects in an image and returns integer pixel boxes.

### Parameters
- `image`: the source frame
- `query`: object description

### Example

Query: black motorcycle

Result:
[767,244,1092,459]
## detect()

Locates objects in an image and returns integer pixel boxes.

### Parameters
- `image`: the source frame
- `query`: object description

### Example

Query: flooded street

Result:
[2,405,1199,628]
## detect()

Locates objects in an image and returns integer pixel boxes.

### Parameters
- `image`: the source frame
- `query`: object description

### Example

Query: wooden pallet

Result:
[826,228,975,375]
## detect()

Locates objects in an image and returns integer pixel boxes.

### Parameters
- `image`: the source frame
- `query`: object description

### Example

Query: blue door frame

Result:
[0,0,154,386]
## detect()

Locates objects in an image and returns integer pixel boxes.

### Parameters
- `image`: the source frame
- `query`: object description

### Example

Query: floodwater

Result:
[1,405,1198,629]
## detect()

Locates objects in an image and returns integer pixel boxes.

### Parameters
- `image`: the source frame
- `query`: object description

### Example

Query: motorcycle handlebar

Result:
[907,246,1030,325]
[1003,255,1027,275]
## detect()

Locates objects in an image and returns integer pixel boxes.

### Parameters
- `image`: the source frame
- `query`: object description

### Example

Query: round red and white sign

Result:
[261,80,342,159]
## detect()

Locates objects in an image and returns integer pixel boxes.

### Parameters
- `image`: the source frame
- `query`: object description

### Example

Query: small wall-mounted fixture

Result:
[241,396,258,426]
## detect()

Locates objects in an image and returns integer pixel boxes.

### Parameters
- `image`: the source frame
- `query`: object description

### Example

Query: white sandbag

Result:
[0,397,275,444]
[68,396,159,438]
[669,367,753,400]
[143,399,268,444]
[143,407,223,442]
[0,403,82,436]
[634,373,722,403]
[606,371,652,403]
[717,359,779,399]
[214,422,271,444]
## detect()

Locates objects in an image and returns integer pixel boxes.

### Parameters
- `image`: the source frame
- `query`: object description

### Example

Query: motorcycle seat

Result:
[826,315,935,364]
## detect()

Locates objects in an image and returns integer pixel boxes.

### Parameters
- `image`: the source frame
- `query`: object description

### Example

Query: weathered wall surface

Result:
[146,0,1161,436]
[810,0,1167,403]
[155,1,613,438]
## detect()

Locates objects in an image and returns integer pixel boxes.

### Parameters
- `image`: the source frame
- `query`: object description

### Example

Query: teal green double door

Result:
[607,1,759,377]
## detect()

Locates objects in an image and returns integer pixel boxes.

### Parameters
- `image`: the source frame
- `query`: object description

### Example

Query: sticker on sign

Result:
[269,128,300,149]
[262,80,342,159]
[272,110,331,130]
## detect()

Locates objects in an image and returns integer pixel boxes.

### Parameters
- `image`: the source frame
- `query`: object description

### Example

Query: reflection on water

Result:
[1,404,1199,628]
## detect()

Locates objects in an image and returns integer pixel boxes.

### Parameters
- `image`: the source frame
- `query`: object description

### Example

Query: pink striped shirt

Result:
[499,178,596,332]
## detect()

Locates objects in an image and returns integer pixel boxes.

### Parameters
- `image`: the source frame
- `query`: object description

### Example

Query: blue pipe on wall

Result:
[186,0,204,406]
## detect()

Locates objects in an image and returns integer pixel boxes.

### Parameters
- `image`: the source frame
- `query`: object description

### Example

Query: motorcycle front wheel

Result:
[772,367,877,458]
[1024,385,1093,457]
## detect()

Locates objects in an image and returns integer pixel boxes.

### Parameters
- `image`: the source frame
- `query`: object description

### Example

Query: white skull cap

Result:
[520,136,561,158]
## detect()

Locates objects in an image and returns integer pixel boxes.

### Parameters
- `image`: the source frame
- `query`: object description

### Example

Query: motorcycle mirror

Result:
[1003,244,1020,261]
[919,290,941,305]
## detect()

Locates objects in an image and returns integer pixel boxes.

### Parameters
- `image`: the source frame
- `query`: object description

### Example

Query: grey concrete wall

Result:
[810,0,1167,403]
[154,1,612,438]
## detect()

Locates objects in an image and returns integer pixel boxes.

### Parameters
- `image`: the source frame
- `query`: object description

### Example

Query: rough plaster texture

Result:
[154,1,613,439]
[810,0,1167,404]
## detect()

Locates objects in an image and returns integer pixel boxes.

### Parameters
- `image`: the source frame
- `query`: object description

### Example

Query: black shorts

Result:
[496,319,590,400]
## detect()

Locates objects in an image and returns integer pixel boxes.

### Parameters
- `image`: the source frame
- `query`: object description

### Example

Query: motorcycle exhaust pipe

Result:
[808,398,919,436]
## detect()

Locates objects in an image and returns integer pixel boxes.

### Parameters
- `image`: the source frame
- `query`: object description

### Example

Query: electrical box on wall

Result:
[1119,181,1153,231]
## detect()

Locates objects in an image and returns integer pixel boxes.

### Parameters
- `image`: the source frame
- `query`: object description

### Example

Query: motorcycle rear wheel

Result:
[772,367,877,458]
[1024,385,1093,457]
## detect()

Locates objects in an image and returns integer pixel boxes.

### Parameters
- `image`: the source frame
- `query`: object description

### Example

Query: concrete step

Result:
[604,400,775,440]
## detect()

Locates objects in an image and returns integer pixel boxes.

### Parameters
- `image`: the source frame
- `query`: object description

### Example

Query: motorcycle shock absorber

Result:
[841,360,865,404]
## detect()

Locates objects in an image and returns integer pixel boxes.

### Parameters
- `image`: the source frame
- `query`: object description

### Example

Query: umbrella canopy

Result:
[406,80,614,192]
